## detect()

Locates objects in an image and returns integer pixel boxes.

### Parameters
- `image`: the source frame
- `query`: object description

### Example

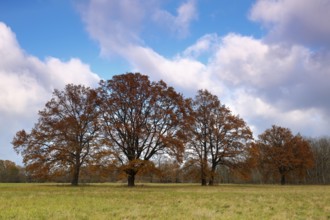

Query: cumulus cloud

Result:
[0,22,100,163]
[221,34,330,110]
[206,34,330,135]
[250,0,330,46]
[229,91,330,136]
[131,46,226,97]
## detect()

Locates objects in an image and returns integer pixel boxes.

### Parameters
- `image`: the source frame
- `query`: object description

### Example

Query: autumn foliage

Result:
[97,73,191,186]
[252,125,314,185]
[186,90,253,185]
[12,84,102,185]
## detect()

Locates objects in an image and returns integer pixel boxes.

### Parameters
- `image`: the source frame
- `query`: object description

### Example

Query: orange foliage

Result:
[186,90,253,185]
[255,125,314,185]
[12,84,102,185]
[97,73,191,186]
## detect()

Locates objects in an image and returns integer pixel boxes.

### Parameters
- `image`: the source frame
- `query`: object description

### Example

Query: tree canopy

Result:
[12,84,101,185]
[186,90,253,185]
[253,125,314,185]
[98,73,191,186]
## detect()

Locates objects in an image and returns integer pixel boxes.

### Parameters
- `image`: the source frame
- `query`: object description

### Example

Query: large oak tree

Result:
[186,90,253,185]
[98,73,191,187]
[12,84,101,185]
[255,125,314,185]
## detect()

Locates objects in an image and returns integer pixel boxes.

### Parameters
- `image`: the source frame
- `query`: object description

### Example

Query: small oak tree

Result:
[98,73,191,187]
[186,90,253,186]
[12,84,101,185]
[255,125,314,185]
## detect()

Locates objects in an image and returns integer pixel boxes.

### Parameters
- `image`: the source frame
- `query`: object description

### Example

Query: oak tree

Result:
[98,73,190,187]
[12,84,101,185]
[186,90,253,185]
[255,125,314,185]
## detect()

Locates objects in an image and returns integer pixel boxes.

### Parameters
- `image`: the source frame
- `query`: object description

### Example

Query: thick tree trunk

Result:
[71,165,80,186]
[128,175,135,187]
[127,169,136,187]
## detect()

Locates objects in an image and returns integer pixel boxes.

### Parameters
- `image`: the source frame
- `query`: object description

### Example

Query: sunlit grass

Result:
[0,183,329,219]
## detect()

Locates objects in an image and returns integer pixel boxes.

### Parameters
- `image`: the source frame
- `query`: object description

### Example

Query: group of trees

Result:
[12,73,190,186]
[307,137,330,184]
[0,160,25,182]
[11,73,324,186]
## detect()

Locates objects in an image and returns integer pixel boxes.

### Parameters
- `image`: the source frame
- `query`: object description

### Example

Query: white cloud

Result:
[79,0,147,57]
[183,34,219,58]
[211,34,310,91]
[0,22,100,163]
[250,0,330,46]
[125,45,221,95]
[208,34,330,136]
[153,0,198,38]
[79,0,198,58]
[228,90,330,137]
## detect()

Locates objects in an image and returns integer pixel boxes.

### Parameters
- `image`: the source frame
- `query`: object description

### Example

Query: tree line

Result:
[10,73,329,186]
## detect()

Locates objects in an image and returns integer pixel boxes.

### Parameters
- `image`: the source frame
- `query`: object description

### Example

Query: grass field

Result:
[0,183,329,219]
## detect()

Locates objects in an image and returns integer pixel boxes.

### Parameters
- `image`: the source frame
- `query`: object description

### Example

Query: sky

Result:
[1,0,330,164]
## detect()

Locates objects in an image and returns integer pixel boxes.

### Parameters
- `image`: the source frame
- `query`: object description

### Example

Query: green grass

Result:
[0,183,329,219]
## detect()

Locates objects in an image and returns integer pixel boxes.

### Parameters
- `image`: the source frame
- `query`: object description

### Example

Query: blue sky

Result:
[1,0,330,163]
[0,0,263,76]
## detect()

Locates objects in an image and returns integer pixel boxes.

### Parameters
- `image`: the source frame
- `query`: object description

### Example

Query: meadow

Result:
[0,183,329,220]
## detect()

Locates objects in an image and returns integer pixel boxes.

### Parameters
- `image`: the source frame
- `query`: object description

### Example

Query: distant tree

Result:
[12,84,101,186]
[181,160,201,183]
[308,137,330,184]
[0,160,21,182]
[98,73,191,187]
[186,90,253,186]
[157,160,182,183]
[255,125,314,185]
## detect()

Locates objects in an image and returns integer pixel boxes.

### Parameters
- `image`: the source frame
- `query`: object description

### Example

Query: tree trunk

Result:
[201,141,208,186]
[208,165,216,186]
[201,156,208,186]
[71,165,80,186]
[127,169,136,187]
[281,174,286,185]
[201,164,207,186]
